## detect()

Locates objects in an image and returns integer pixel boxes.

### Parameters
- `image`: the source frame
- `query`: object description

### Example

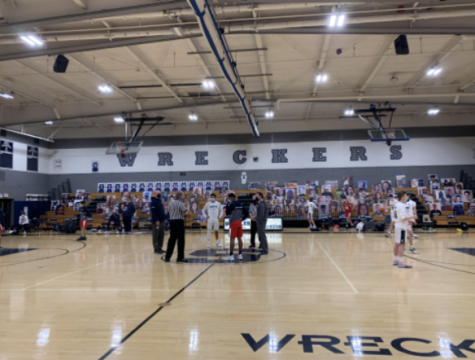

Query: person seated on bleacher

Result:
[104,210,122,235]
[430,203,442,217]
[18,211,29,234]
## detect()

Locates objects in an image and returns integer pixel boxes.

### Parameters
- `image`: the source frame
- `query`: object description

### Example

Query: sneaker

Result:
[216,241,220,247]
[385,233,390,238]
[410,248,419,254]
[249,244,256,248]
[223,255,234,261]
[116,231,119,234]
[398,262,413,269]
[238,254,243,260]
[126,232,132,235]
[393,261,398,266]
[76,236,84,241]
[164,258,170,262]
[207,241,210,248]
[176,259,188,263]
[104,232,110,235]
[413,234,419,238]
[260,252,269,256]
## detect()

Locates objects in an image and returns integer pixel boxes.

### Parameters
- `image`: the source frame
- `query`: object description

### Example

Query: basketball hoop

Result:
[116,141,126,154]
[385,129,395,140]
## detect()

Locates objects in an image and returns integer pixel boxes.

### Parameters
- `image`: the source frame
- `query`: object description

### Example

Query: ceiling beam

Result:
[305,34,331,121]
[0,77,60,111]
[15,59,102,106]
[405,35,462,89]
[252,11,270,100]
[0,34,201,62]
[72,0,87,10]
[69,53,142,110]
[357,36,397,96]
[125,46,183,103]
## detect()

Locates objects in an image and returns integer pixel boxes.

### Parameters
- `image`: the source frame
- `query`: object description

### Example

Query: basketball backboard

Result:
[368,129,409,142]
[106,141,143,155]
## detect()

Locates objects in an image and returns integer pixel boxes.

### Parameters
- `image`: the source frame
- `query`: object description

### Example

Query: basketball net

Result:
[116,141,126,154]
[385,129,395,140]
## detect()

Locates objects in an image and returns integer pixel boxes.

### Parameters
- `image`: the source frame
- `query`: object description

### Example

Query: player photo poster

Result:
[248,182,260,190]
[188,181,196,192]
[357,181,368,190]
[205,181,213,191]
[97,183,105,193]
[395,175,406,188]
[91,161,99,173]
[113,183,122,193]
[297,185,306,196]
[121,183,130,192]
[324,180,339,189]
[180,181,188,192]
[342,176,353,188]
[105,183,114,193]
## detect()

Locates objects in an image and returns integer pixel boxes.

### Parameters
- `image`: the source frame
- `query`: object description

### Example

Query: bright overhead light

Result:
[20,35,43,46]
[426,68,442,77]
[428,108,440,115]
[114,117,125,123]
[328,14,345,27]
[20,36,35,46]
[98,85,113,93]
[315,74,328,83]
[45,121,53,125]
[344,109,354,116]
[337,15,346,27]
[189,113,198,121]
[265,111,274,119]
[0,93,13,99]
[202,80,215,89]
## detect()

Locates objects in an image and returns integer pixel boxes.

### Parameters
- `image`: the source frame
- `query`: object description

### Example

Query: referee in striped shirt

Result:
[165,191,189,263]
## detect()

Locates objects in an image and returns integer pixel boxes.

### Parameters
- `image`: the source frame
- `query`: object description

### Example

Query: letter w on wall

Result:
[117,154,137,167]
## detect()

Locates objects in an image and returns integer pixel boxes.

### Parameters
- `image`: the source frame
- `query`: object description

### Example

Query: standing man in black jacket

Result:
[0,207,5,250]
[122,199,136,235]
[151,190,166,254]
[256,192,269,255]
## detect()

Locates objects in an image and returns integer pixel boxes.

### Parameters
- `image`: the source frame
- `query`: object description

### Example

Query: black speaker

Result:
[394,35,409,55]
[53,54,69,73]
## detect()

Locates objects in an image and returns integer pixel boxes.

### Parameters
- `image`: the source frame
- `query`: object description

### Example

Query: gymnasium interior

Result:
[0,0,475,359]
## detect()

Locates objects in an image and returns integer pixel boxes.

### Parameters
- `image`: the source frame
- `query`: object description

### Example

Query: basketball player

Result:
[393,192,418,268]
[203,193,223,247]
[223,193,249,261]
[406,196,419,253]
[306,196,317,229]
[77,201,91,241]
[342,195,353,227]
[385,194,397,238]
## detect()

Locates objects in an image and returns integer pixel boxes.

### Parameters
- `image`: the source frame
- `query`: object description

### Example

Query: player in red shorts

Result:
[223,193,249,261]
[342,195,353,227]
[77,201,91,241]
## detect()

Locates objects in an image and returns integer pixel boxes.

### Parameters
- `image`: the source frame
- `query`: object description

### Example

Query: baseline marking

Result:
[317,240,359,294]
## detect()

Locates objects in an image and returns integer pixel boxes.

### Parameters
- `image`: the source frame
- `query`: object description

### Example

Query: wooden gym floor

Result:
[0,229,474,359]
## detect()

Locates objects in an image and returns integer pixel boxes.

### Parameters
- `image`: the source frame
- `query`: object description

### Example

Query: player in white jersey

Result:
[393,192,418,268]
[406,197,419,254]
[203,193,223,247]
[385,195,397,237]
[306,197,317,229]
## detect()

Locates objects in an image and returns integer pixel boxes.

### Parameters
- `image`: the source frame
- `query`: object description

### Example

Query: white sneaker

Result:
[23,231,26,235]
[410,247,419,254]
[216,240,220,246]
[104,231,110,235]
[413,234,419,238]
[223,255,234,261]
[238,254,243,260]
[207,241,210,248]
[116,231,119,234]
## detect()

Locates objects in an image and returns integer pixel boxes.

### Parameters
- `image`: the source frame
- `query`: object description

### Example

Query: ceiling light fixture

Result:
[98,85,113,93]
[0,93,14,99]
[114,117,125,123]
[344,109,354,116]
[45,121,53,125]
[328,14,345,27]
[189,112,198,121]
[315,74,328,83]
[20,35,43,46]
[265,111,274,119]
[428,108,440,115]
[202,80,215,89]
[426,67,442,77]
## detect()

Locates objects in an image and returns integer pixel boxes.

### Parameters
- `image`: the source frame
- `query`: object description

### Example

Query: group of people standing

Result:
[149,190,269,263]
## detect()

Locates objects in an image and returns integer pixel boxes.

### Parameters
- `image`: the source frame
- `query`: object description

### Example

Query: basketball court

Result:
[0,230,474,359]
[1,0,475,359]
